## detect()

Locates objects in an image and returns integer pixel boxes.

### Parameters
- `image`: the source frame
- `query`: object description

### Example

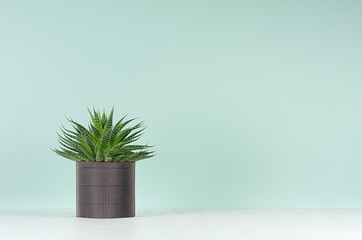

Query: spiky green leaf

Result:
[54,108,155,162]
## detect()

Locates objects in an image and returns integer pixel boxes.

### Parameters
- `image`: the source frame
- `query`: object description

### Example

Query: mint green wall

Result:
[1,0,362,209]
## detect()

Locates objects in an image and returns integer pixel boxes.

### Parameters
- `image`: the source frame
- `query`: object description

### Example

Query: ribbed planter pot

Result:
[76,162,135,218]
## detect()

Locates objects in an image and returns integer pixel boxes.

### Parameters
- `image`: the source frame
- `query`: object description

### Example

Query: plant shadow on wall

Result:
[53,107,155,218]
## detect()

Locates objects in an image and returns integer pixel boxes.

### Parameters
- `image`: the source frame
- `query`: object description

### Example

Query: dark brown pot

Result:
[76,162,135,218]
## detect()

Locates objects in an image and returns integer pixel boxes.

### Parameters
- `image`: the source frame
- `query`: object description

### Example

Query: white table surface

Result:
[1,209,362,240]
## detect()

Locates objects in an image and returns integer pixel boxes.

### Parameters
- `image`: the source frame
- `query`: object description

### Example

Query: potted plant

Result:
[53,107,155,218]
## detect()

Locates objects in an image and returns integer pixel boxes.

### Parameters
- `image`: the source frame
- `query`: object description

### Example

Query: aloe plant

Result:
[54,107,155,162]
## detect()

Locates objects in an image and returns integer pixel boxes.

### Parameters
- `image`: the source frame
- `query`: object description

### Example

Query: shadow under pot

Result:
[76,162,135,218]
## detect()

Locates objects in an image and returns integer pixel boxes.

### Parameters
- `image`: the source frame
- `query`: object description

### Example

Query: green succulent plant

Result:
[53,107,155,162]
